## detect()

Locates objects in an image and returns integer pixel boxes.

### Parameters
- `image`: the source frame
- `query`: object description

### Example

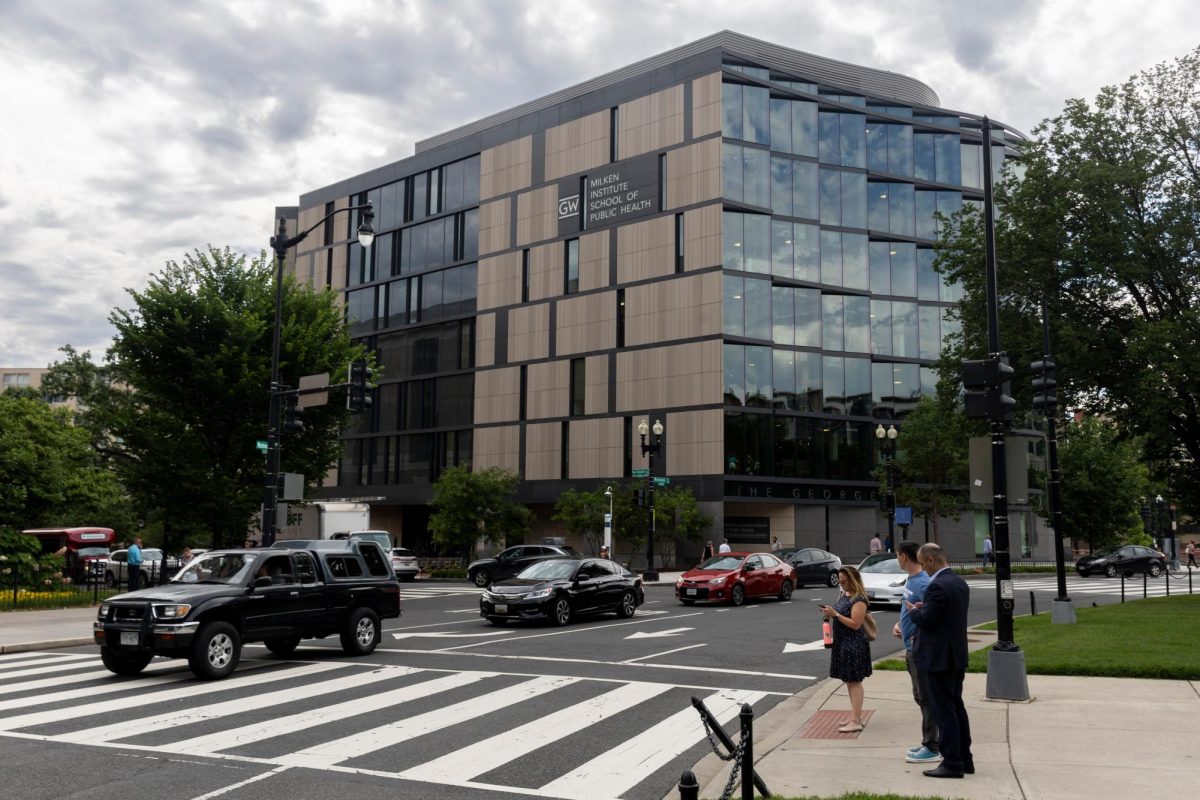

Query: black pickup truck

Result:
[94,540,401,680]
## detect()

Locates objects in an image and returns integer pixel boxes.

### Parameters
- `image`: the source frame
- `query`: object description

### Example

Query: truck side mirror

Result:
[253,576,272,588]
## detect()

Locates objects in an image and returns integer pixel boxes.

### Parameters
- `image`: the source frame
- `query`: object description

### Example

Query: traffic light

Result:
[283,394,305,433]
[961,354,1015,423]
[1030,358,1057,415]
[347,358,374,413]
[635,488,646,508]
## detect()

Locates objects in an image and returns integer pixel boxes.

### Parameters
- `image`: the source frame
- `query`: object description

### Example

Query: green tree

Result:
[890,394,971,543]
[936,46,1200,514]
[1058,416,1149,551]
[651,485,714,566]
[428,465,533,558]
[44,247,365,549]
[0,392,136,532]
[552,487,608,554]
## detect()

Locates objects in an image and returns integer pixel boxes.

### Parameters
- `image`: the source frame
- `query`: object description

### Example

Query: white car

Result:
[389,547,420,581]
[858,554,906,607]
[103,548,175,587]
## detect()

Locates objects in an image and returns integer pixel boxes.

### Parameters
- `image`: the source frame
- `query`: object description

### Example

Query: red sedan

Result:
[675,552,796,606]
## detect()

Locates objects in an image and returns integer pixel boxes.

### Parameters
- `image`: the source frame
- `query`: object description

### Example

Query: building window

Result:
[570,358,585,416]
[519,365,528,421]
[564,238,579,294]
[521,249,530,302]
[323,201,334,246]
[675,212,684,273]
[659,153,668,210]
[2,373,30,386]
[616,289,625,348]
[610,107,619,162]
[561,420,570,479]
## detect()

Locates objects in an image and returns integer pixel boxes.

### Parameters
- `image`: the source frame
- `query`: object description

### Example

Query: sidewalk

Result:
[686,630,1200,800]
[0,606,97,653]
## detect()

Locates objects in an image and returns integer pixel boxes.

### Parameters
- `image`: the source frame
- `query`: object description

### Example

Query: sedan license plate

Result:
[867,591,876,599]
[494,603,508,614]
[120,631,138,646]
[686,588,697,596]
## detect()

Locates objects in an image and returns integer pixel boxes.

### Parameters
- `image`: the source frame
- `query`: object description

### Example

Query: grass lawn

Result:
[875,594,1200,680]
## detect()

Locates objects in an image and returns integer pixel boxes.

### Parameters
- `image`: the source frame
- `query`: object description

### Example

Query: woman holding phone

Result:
[820,565,872,732]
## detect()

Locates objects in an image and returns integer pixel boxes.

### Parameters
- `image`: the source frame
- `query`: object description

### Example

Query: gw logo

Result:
[558,194,580,219]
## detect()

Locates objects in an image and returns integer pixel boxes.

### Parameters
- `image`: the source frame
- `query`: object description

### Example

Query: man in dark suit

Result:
[907,543,973,778]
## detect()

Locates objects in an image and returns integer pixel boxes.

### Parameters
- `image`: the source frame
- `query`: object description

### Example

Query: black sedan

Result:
[468,543,578,588]
[1076,545,1166,578]
[479,558,643,626]
[785,547,843,587]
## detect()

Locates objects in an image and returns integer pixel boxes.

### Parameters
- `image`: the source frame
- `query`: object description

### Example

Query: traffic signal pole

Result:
[981,119,1029,701]
[1037,302,1076,624]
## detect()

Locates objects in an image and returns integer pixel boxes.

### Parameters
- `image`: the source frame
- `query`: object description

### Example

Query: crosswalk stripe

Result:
[0,661,343,732]
[538,687,767,800]
[0,661,187,710]
[167,669,495,755]
[0,653,95,671]
[275,673,579,769]
[57,664,420,744]
[400,679,675,783]
[0,658,124,681]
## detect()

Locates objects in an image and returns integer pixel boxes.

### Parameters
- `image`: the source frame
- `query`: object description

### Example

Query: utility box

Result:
[969,435,1033,506]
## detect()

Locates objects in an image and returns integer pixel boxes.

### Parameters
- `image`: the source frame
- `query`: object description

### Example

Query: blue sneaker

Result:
[907,744,924,755]
[906,746,942,764]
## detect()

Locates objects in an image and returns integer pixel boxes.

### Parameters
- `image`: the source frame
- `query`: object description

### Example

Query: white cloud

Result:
[1,0,1196,366]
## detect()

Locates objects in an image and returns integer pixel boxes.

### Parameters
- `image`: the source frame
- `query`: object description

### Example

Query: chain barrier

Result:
[697,710,748,800]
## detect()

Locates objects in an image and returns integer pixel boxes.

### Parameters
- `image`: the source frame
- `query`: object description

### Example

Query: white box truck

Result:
[276,501,371,542]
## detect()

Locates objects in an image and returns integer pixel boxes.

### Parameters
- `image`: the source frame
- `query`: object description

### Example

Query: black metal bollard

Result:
[740,703,753,800]
[1030,591,1037,616]
[677,769,699,800]
[1165,569,1170,596]
[1120,572,1125,603]
[1143,572,1147,599]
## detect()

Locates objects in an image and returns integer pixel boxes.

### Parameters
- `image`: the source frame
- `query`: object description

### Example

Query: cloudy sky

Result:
[1,0,1196,367]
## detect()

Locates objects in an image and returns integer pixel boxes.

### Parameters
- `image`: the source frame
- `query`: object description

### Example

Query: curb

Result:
[0,637,94,654]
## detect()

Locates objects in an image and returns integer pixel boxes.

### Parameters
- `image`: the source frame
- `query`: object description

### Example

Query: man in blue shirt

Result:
[127,537,143,591]
[893,540,938,764]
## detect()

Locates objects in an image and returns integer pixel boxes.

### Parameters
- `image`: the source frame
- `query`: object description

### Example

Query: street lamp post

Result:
[603,486,614,554]
[638,418,664,582]
[875,424,898,546]
[261,202,375,547]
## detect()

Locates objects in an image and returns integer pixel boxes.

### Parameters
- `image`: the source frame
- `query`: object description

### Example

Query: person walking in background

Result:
[982,536,994,568]
[869,534,883,556]
[701,540,715,562]
[127,537,143,591]
[180,547,194,564]
[893,541,939,765]
[771,537,782,552]
[1186,540,1197,568]
[820,566,872,733]
[718,540,732,554]
[908,543,974,779]
[599,544,610,560]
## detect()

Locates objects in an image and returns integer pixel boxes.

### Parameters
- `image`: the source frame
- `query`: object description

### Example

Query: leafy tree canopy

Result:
[936,46,1200,513]
[428,465,533,557]
[1058,416,1149,550]
[43,247,365,549]
[891,393,971,543]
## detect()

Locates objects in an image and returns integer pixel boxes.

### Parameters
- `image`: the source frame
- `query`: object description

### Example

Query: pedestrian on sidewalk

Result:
[701,540,714,562]
[820,565,872,733]
[127,537,144,591]
[982,536,993,568]
[907,543,973,779]
[1186,540,1197,568]
[868,534,883,555]
[718,540,731,554]
[893,541,939,765]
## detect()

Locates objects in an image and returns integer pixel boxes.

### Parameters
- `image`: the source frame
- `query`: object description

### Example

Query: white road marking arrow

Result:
[625,627,694,640]
[392,630,513,641]
[783,640,828,653]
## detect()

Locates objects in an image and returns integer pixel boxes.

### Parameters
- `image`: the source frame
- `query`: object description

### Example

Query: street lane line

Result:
[432,612,704,651]
[392,630,512,641]
[621,644,706,663]
[183,765,292,800]
[399,680,675,783]
[0,661,344,731]
[0,660,189,710]
[539,687,768,800]
[57,664,420,744]
[0,653,95,670]
[274,673,578,768]
[167,669,495,755]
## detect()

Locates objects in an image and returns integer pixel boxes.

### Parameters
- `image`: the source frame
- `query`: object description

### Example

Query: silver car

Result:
[103,548,175,587]
[390,547,420,581]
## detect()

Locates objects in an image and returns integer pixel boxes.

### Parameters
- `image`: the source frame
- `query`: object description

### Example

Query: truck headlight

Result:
[152,604,191,619]
[97,602,110,620]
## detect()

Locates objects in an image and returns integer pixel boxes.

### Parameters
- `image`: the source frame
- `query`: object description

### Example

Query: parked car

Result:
[858,554,906,607]
[785,547,842,587]
[1076,546,1166,578]
[389,547,420,581]
[467,544,579,588]
[675,552,796,606]
[480,557,643,626]
[103,548,174,587]
[95,540,401,679]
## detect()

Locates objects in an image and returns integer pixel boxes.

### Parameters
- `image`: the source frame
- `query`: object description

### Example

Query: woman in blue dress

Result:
[820,565,872,732]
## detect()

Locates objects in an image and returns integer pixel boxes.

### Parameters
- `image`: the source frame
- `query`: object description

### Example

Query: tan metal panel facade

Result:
[479,198,512,256]
[665,409,724,476]
[474,425,520,472]
[568,417,623,480]
[617,85,684,159]
[524,422,562,481]
[666,137,721,210]
[691,72,723,138]
[615,339,723,411]
[475,312,496,368]
[516,185,558,247]
[526,360,569,420]
[508,302,550,362]
[473,366,520,424]
[579,230,610,291]
[584,354,609,415]
[480,136,533,200]
[616,215,676,284]
[527,241,562,302]
[555,290,616,356]
[683,203,722,271]
[545,110,610,182]
[625,272,721,346]
[477,251,523,310]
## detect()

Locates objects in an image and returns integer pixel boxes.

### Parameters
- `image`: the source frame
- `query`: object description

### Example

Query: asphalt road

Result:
[0,572,1159,800]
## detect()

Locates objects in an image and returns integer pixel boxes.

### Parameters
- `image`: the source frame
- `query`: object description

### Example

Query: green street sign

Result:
[631,467,650,478]
[256,440,268,453]
[653,476,671,487]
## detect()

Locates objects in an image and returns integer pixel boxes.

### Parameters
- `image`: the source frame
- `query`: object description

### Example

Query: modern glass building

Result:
[275,31,1047,562]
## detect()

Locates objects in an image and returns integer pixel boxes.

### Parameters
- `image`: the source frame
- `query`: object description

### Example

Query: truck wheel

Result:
[100,647,152,676]
[264,635,301,656]
[472,569,491,588]
[188,621,241,680]
[341,607,381,655]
